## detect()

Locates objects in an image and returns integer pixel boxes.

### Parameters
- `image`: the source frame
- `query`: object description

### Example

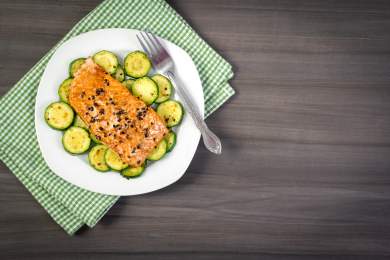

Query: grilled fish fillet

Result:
[69,58,168,167]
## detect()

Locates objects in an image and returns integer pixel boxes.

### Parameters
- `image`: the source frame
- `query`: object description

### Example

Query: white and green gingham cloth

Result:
[0,0,234,235]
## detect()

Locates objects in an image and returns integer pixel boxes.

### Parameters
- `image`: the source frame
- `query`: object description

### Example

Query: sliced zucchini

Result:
[104,148,128,171]
[131,77,158,105]
[92,50,118,74]
[58,78,73,104]
[90,133,102,144]
[69,58,86,77]
[113,65,125,82]
[73,115,88,130]
[156,100,184,127]
[165,131,176,152]
[147,139,167,161]
[152,74,172,103]
[44,102,74,130]
[124,51,151,78]
[62,126,91,154]
[88,145,110,172]
[122,79,135,91]
[121,165,145,179]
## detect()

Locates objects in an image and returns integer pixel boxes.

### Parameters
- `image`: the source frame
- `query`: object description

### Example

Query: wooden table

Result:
[1,0,390,259]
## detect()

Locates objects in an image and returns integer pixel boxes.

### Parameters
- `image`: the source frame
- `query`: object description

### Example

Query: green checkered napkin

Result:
[0,0,234,235]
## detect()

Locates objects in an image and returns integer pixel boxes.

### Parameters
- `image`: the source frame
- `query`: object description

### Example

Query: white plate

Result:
[34,29,203,196]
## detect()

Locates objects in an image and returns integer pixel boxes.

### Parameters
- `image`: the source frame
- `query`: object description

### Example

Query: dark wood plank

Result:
[1,0,390,259]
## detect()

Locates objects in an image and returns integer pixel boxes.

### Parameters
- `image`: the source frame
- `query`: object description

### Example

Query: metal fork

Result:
[137,31,222,154]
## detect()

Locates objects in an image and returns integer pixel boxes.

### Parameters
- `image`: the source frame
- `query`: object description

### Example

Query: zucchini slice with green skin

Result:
[121,165,145,179]
[131,77,159,105]
[90,133,102,144]
[152,74,172,103]
[44,102,74,130]
[146,139,167,161]
[165,131,176,152]
[104,148,128,171]
[92,50,119,74]
[88,145,110,172]
[73,115,89,130]
[124,51,151,78]
[58,78,73,104]
[62,126,91,154]
[113,65,125,82]
[122,79,135,91]
[69,58,86,77]
[156,100,184,127]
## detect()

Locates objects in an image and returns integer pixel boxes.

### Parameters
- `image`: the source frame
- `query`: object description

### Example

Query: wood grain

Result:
[1,0,390,259]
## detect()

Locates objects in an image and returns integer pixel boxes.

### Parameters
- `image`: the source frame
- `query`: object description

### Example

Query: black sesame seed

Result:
[96,88,105,95]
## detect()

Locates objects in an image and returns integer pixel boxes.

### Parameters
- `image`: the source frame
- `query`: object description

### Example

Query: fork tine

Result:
[136,34,152,57]
[140,31,157,56]
[145,32,167,55]
[144,32,161,53]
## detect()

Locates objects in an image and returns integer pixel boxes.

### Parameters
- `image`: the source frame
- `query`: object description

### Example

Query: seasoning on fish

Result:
[68,58,168,167]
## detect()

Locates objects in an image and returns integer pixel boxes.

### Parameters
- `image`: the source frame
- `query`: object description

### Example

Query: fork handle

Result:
[166,71,222,154]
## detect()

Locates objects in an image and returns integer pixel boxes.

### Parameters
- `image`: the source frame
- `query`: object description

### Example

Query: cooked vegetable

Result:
[46,49,183,177]
[73,115,88,130]
[58,78,73,104]
[62,126,91,154]
[88,145,110,171]
[122,79,135,91]
[156,100,183,127]
[104,148,128,171]
[165,131,176,152]
[121,165,145,178]
[152,74,172,103]
[90,133,102,144]
[44,102,74,130]
[92,50,118,74]
[114,65,125,82]
[69,58,86,77]
[124,51,151,78]
[146,139,167,161]
[131,77,159,105]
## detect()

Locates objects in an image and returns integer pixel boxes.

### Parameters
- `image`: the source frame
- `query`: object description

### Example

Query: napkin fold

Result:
[0,0,234,235]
